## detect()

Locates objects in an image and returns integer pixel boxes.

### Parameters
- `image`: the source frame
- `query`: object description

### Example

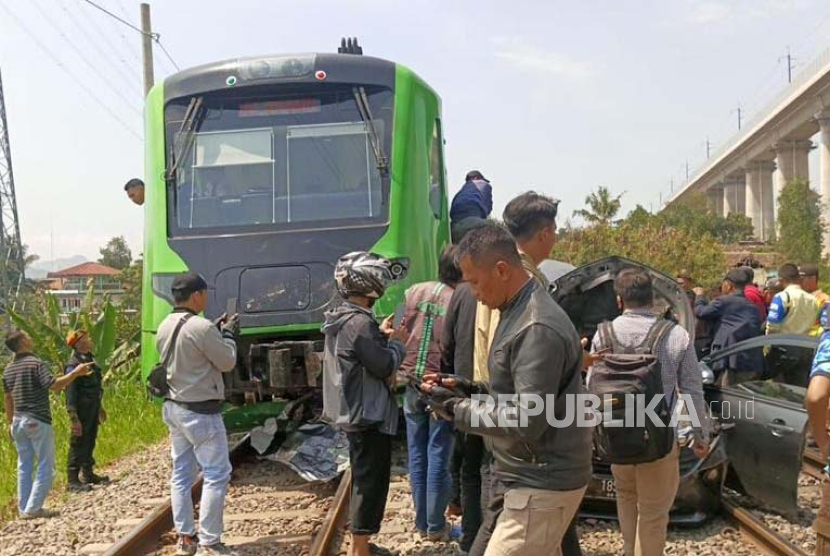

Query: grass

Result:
[0,378,167,523]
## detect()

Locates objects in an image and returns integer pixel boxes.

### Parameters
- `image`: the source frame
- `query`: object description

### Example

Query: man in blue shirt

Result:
[449,170,493,243]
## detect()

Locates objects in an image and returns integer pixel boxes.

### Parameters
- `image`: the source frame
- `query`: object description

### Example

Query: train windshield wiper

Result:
[165,96,205,183]
[352,87,388,175]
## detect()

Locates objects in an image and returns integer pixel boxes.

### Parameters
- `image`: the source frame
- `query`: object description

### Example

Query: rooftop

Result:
[47,262,121,278]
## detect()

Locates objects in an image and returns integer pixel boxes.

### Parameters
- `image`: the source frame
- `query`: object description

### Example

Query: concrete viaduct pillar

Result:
[707,187,724,217]
[817,111,830,255]
[775,139,813,188]
[723,177,746,216]
[745,160,776,241]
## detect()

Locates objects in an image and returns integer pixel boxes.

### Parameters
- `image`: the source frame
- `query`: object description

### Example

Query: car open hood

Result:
[551,256,695,342]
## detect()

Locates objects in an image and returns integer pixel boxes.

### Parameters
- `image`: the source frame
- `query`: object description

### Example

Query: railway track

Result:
[715,447,825,556]
[722,499,809,556]
[804,447,826,481]
[97,436,350,556]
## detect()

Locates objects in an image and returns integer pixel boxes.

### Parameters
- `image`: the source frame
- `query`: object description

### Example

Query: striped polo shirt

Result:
[2,353,55,424]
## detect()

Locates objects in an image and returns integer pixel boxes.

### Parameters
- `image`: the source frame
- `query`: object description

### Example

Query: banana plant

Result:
[7,283,124,375]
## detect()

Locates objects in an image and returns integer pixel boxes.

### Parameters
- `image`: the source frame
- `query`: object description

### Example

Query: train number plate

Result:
[600,478,616,498]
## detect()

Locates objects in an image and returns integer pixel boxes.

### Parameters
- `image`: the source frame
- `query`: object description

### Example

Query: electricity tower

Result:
[0,69,24,312]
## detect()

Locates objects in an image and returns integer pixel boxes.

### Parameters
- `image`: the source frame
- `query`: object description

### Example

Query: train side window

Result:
[429,119,445,219]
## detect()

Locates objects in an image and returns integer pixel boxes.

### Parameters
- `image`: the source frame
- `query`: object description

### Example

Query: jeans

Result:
[404,390,455,535]
[12,414,55,514]
[163,401,232,546]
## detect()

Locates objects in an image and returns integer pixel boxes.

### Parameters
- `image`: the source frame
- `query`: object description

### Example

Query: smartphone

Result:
[393,303,406,328]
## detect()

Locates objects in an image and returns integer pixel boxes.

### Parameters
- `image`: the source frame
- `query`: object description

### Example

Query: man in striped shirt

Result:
[3,329,92,519]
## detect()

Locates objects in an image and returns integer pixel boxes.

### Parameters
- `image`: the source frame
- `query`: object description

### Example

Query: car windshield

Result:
[164,85,393,235]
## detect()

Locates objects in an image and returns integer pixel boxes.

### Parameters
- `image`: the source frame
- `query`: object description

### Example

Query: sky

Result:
[2,0,830,264]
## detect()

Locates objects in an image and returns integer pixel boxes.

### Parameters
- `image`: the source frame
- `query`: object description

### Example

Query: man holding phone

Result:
[381,246,462,542]
[156,272,240,556]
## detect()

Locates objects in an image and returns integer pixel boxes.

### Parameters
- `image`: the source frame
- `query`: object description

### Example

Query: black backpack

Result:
[589,319,676,465]
[147,314,193,399]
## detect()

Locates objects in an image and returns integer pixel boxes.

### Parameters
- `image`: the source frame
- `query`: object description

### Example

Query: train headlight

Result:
[389,258,409,281]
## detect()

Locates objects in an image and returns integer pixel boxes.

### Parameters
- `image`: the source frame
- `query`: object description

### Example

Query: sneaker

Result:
[174,535,199,556]
[195,543,237,556]
[20,508,59,520]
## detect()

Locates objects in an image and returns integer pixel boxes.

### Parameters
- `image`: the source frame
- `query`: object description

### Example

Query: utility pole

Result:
[706,137,711,159]
[780,46,795,84]
[736,105,742,130]
[140,3,154,96]
[685,160,689,180]
[0,69,24,312]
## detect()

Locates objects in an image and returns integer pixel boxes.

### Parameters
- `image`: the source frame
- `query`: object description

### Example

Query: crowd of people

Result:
[320,177,719,556]
[7,168,830,556]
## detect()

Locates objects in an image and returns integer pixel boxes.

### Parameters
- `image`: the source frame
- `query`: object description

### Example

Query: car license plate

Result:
[600,478,616,498]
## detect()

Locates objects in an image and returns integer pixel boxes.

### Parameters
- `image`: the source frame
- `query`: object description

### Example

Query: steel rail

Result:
[102,436,251,556]
[307,468,352,556]
[722,500,809,556]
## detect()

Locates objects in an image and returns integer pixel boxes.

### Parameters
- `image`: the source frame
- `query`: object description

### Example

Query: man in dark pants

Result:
[65,329,108,490]
[441,281,483,553]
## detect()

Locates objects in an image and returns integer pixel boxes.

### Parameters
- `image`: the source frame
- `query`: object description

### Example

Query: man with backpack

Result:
[588,268,710,556]
[156,273,239,556]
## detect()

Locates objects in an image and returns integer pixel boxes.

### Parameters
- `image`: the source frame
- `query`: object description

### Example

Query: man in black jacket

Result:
[427,224,591,556]
[65,329,108,490]
[693,267,763,385]
[441,282,482,552]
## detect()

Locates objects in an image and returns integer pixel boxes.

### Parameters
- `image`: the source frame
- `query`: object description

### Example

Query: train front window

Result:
[166,86,392,234]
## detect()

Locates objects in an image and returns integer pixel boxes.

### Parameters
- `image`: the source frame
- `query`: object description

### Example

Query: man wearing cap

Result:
[157,272,240,556]
[65,329,108,491]
[693,268,764,385]
[450,170,493,243]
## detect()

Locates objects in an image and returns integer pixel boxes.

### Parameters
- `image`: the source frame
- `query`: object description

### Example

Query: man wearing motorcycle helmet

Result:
[321,251,408,556]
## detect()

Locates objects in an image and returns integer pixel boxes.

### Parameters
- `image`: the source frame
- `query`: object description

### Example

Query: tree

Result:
[573,186,624,226]
[776,178,825,264]
[119,257,143,311]
[625,205,656,228]
[98,236,132,270]
[552,219,728,286]
[657,192,753,244]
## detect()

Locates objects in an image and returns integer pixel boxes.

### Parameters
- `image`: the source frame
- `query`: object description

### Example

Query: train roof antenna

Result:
[338,37,363,55]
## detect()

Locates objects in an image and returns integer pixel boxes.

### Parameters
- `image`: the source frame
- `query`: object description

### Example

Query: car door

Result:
[705,334,815,517]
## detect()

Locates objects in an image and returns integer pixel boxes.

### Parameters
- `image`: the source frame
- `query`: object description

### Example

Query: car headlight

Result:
[700,362,715,385]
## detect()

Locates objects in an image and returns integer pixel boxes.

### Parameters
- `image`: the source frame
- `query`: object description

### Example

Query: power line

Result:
[30,0,141,116]
[0,1,142,141]
[58,0,142,94]
[79,0,145,36]
[79,0,181,72]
